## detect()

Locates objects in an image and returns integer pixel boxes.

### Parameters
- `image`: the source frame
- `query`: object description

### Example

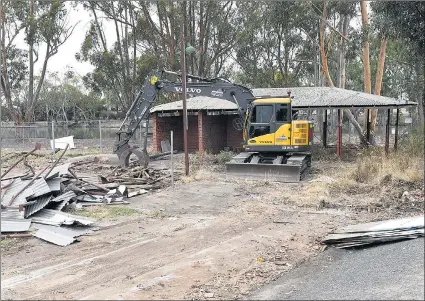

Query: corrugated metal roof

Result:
[1,219,31,233]
[52,199,70,211]
[24,195,52,218]
[39,163,71,178]
[25,178,51,199]
[252,87,417,108]
[1,178,35,206]
[50,191,76,203]
[150,87,416,113]
[150,96,238,113]
[31,223,94,237]
[1,208,24,219]
[33,228,76,246]
[30,209,96,226]
[46,178,62,192]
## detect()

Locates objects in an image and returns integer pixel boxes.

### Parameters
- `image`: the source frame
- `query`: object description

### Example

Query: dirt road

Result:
[1,176,355,300]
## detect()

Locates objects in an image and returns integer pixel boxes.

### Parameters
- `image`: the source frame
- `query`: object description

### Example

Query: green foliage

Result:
[217,150,235,165]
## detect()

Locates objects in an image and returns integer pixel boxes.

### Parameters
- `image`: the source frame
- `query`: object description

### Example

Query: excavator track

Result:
[225,152,311,182]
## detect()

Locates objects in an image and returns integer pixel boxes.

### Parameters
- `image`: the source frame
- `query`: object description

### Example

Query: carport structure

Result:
[252,87,417,157]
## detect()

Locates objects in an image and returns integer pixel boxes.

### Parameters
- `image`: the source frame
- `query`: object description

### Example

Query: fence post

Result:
[99,120,103,153]
[22,124,25,150]
[139,122,142,147]
[52,121,56,159]
[171,130,174,189]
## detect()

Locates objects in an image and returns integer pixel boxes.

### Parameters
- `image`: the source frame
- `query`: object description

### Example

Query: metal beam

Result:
[394,108,400,151]
[322,110,327,147]
[337,109,342,158]
[366,109,371,145]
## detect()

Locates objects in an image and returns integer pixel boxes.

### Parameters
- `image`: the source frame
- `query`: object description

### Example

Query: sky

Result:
[15,3,116,77]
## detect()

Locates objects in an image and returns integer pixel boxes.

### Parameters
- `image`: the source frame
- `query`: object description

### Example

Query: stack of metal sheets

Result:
[322,215,424,248]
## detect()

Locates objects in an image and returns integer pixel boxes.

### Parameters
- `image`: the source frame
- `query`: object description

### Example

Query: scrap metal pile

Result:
[1,145,170,246]
[322,215,424,248]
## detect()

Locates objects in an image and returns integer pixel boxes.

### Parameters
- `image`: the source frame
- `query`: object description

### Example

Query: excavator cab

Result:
[243,97,313,153]
[226,95,313,182]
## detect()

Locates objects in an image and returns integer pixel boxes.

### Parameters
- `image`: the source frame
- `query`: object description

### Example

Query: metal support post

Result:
[385,109,391,155]
[170,130,174,189]
[51,120,56,159]
[99,120,102,153]
[394,108,400,151]
[322,110,327,147]
[337,109,342,158]
[366,109,371,145]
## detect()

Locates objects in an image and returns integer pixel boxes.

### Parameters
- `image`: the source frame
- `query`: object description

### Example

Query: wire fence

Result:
[0,120,152,153]
[0,111,415,154]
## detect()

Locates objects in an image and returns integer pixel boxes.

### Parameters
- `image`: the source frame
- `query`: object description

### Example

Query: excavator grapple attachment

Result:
[116,145,149,168]
[225,152,311,182]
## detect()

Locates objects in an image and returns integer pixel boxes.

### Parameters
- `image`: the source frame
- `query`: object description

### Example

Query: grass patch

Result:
[77,205,137,220]
[148,210,173,219]
[0,238,26,252]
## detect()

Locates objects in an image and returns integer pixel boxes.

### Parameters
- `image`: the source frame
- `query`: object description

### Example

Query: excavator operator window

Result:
[276,104,290,122]
[250,105,273,123]
[249,105,273,138]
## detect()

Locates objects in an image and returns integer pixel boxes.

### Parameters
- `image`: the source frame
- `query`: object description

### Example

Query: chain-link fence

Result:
[0,109,415,153]
[0,120,152,153]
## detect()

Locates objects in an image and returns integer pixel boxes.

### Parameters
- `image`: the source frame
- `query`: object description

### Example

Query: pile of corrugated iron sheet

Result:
[322,215,424,248]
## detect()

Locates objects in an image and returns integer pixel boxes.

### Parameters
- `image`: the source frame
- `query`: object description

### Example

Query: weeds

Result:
[77,206,138,220]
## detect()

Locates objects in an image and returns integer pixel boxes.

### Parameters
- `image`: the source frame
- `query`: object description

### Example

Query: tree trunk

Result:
[0,1,20,123]
[27,0,34,122]
[360,0,372,131]
[320,0,366,144]
[371,39,387,133]
[416,59,424,125]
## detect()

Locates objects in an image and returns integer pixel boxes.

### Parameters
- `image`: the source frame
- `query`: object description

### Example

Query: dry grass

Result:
[77,205,138,220]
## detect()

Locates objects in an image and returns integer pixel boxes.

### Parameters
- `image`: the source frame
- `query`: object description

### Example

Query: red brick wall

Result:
[152,112,243,154]
[152,113,198,153]
[152,114,183,152]
[198,113,227,154]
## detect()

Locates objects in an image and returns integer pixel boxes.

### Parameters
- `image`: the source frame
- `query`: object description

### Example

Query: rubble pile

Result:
[1,156,171,246]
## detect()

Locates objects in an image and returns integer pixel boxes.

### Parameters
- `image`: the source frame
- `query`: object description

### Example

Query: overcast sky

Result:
[15,3,116,77]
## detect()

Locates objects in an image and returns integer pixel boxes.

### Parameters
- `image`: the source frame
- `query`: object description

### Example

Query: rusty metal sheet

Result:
[1,178,34,206]
[1,219,32,233]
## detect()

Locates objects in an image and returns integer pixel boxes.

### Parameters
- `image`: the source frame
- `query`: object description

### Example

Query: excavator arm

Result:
[114,70,255,166]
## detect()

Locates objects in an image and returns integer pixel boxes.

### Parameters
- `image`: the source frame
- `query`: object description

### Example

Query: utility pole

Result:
[180,2,189,176]
[0,0,3,198]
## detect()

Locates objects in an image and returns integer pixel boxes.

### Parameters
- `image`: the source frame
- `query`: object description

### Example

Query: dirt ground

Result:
[1,151,423,300]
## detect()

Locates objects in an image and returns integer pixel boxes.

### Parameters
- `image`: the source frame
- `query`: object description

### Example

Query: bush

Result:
[217,150,235,165]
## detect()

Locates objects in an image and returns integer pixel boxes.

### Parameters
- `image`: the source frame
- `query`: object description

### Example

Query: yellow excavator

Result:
[115,70,313,182]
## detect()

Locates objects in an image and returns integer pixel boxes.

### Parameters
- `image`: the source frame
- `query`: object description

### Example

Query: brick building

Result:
[150,97,243,154]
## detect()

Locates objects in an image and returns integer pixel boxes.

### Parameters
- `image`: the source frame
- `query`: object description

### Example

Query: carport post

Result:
[394,108,400,151]
[337,109,342,158]
[385,109,391,155]
[322,110,327,147]
[366,109,371,145]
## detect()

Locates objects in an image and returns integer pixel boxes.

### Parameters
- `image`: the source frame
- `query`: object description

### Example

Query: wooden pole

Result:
[181,10,189,176]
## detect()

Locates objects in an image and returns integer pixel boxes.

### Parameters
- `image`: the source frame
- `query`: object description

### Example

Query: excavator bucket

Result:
[225,153,310,183]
